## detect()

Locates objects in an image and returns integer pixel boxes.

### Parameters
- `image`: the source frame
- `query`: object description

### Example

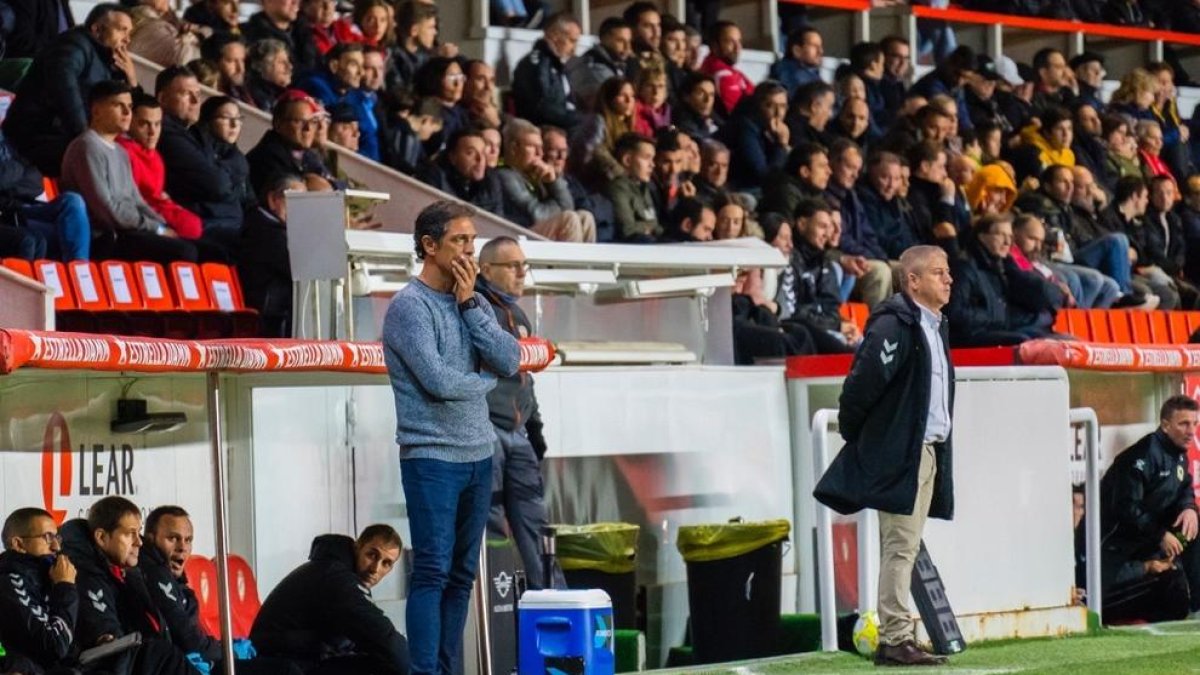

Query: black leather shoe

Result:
[874,640,948,667]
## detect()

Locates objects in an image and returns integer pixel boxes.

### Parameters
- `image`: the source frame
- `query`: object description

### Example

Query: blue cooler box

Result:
[518,589,615,675]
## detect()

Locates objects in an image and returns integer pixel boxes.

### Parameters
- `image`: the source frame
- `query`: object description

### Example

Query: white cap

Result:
[996,55,1023,87]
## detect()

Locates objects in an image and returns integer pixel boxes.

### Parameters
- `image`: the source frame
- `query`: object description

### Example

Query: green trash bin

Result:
[554,523,640,630]
[677,519,791,664]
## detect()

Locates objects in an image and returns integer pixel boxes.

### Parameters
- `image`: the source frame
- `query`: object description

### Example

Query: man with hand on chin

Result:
[383,201,520,675]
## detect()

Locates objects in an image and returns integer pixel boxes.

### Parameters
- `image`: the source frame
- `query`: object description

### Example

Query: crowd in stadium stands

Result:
[4,1,1200,347]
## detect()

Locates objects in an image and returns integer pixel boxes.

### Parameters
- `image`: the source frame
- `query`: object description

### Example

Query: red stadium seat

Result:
[32,260,76,311]
[1062,308,1089,341]
[134,262,178,310]
[1052,309,1069,335]
[200,263,246,311]
[1149,312,1171,345]
[1106,310,1133,344]
[67,261,111,312]
[1130,311,1152,344]
[1187,312,1200,340]
[183,555,221,638]
[1168,312,1191,344]
[226,555,262,639]
[170,262,213,311]
[1086,310,1111,343]
[2,258,34,278]
[99,261,145,311]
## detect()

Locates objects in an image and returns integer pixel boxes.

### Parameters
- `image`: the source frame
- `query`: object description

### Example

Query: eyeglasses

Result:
[22,532,62,545]
[485,261,530,272]
[445,73,466,83]
[216,115,244,124]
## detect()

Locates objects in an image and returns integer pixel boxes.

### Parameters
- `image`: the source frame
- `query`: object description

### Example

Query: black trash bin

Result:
[677,519,791,664]
[553,523,639,630]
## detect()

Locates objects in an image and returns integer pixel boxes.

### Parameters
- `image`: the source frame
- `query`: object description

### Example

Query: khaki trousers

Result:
[852,259,895,308]
[531,210,597,242]
[877,443,937,646]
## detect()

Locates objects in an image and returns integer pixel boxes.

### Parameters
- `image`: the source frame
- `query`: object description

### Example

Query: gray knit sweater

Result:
[60,129,163,233]
[383,277,521,462]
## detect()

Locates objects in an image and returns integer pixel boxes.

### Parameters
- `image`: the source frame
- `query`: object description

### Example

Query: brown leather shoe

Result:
[874,640,948,667]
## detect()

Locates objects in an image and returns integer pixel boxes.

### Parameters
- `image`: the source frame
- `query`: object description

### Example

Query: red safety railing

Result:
[778,0,1200,46]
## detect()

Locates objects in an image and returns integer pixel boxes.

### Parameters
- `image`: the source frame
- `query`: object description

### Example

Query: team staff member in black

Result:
[476,236,566,590]
[251,525,409,675]
[138,506,299,674]
[814,244,955,667]
[0,507,77,672]
[1096,394,1200,621]
[61,496,195,675]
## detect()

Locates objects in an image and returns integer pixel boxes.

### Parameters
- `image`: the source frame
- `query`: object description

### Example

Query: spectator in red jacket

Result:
[116,95,204,243]
[699,20,753,117]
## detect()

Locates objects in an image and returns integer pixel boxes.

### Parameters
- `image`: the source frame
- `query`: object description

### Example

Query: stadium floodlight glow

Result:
[619,273,736,299]
[526,268,618,295]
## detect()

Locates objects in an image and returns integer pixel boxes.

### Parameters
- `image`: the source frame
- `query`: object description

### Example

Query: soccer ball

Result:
[852,611,880,656]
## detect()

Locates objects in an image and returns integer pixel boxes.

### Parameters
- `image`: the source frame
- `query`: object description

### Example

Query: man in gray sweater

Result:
[60,80,197,264]
[383,200,520,675]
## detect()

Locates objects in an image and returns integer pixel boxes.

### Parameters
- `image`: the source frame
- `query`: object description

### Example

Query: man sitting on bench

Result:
[251,525,409,674]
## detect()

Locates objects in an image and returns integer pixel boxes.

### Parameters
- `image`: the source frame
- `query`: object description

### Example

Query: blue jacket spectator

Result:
[721,82,791,193]
[909,45,975,134]
[770,26,823,98]
[297,43,382,161]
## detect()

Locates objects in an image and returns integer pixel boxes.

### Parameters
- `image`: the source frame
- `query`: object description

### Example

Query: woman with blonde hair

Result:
[635,66,672,133]
[1109,68,1158,122]
[570,77,652,189]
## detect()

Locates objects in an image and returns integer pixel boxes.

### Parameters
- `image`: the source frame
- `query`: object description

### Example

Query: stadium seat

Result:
[1062,308,1090,341]
[42,177,59,201]
[1,258,33,278]
[1086,310,1111,343]
[32,260,76,311]
[1149,312,1171,345]
[183,555,222,639]
[1106,310,1133,344]
[1187,312,1200,341]
[1129,311,1152,344]
[169,262,213,311]
[67,261,110,312]
[134,261,178,310]
[1168,312,1191,344]
[99,261,144,311]
[226,555,262,639]
[1052,309,1068,335]
[201,263,261,337]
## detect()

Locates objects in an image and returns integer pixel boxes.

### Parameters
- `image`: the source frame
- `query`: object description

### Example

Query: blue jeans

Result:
[832,261,855,303]
[20,192,90,261]
[1073,233,1132,294]
[402,455,493,675]
[1050,262,1121,309]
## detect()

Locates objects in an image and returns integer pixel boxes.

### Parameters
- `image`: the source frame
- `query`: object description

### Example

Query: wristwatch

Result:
[458,297,479,313]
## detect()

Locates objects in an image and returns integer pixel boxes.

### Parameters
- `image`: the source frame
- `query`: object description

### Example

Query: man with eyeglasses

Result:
[248,92,339,197]
[0,508,77,672]
[475,236,566,590]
